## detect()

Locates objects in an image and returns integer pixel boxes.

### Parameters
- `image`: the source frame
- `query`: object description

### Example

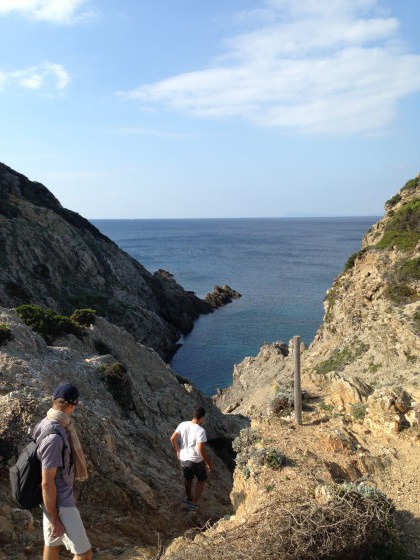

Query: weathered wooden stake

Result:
[294,335,302,425]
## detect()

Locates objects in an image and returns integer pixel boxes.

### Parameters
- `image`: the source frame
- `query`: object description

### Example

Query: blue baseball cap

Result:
[52,383,79,404]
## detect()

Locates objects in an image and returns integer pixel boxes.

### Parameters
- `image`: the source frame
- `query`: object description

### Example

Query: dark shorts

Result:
[181,460,207,482]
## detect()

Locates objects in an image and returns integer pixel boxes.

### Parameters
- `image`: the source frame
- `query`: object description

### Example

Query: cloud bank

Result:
[0,0,95,24]
[124,0,420,134]
[0,63,70,92]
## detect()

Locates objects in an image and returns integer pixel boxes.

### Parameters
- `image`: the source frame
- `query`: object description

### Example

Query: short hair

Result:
[193,406,206,420]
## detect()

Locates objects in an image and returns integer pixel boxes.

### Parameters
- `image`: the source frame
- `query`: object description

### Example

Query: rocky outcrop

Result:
[204,285,241,308]
[0,162,213,360]
[0,307,245,559]
[304,175,420,389]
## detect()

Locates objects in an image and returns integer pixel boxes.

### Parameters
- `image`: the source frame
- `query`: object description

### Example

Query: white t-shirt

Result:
[175,421,207,463]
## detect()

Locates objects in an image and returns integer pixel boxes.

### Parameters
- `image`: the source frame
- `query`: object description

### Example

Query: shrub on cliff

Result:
[161,481,405,560]
[15,304,85,343]
[70,308,96,326]
[376,199,420,251]
[0,324,13,346]
[100,362,133,410]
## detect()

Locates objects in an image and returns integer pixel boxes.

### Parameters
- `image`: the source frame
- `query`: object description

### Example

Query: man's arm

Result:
[170,431,180,459]
[197,442,213,472]
[41,467,65,537]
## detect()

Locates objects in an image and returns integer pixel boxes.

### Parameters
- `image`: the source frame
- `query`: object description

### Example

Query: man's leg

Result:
[43,545,60,560]
[192,480,206,505]
[184,478,193,501]
[74,549,93,560]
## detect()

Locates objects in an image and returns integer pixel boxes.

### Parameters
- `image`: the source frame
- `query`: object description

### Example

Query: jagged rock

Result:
[0,308,245,557]
[215,340,297,416]
[204,285,241,308]
[0,162,213,360]
[326,374,372,411]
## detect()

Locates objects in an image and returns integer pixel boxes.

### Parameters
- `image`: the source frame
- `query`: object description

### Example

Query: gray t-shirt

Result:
[33,418,75,507]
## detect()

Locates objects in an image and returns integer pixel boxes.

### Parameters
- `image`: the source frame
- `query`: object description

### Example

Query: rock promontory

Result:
[0,162,213,360]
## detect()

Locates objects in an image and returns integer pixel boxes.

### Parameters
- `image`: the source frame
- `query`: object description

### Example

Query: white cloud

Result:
[0,0,96,24]
[0,63,70,92]
[123,0,420,135]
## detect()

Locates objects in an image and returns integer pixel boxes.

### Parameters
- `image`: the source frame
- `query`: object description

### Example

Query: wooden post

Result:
[294,335,302,425]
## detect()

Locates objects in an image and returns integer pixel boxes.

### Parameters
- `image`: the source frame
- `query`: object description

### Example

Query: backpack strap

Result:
[36,428,67,472]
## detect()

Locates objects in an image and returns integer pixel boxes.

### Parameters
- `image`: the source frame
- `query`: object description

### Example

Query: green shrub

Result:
[0,324,13,346]
[401,177,420,195]
[376,200,420,251]
[70,308,96,326]
[15,304,85,342]
[101,362,132,409]
[344,249,367,272]
[315,340,369,375]
[395,257,420,281]
[413,311,420,334]
[351,402,367,421]
[386,193,402,208]
[384,283,417,305]
[269,389,294,416]
[254,447,286,469]
[319,402,334,413]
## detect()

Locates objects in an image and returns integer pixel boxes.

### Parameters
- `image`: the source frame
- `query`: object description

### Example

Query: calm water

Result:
[91,218,378,395]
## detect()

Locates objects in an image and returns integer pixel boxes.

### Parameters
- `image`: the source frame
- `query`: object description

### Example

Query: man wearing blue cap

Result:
[33,383,92,560]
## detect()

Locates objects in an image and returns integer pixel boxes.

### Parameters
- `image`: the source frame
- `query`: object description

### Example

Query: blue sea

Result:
[91,218,378,395]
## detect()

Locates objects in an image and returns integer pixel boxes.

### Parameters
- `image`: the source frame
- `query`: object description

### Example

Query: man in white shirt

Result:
[170,407,213,510]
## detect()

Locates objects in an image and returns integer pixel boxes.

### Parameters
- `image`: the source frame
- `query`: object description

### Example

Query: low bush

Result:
[385,193,402,208]
[160,481,405,560]
[384,283,417,305]
[269,389,294,416]
[15,304,85,343]
[350,402,367,421]
[0,324,13,346]
[100,362,132,409]
[70,308,96,326]
[343,249,367,272]
[315,340,369,375]
[376,199,420,251]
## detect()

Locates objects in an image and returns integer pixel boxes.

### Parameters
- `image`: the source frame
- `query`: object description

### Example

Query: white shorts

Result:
[43,506,91,555]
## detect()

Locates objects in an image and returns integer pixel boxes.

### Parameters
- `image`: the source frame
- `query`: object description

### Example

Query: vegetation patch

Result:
[269,388,294,417]
[0,324,13,346]
[324,286,339,323]
[376,199,420,251]
[343,249,367,272]
[385,193,402,208]
[401,176,420,195]
[100,362,133,410]
[315,340,369,375]
[70,308,96,326]
[15,304,85,343]
[161,481,405,560]
[384,283,417,305]
[350,402,367,421]
[413,310,420,334]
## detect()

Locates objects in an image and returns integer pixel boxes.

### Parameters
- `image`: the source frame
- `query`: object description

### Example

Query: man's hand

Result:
[206,462,213,473]
[49,515,65,538]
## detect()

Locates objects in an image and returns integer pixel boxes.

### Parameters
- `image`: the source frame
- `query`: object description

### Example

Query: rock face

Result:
[0,308,244,559]
[204,285,242,308]
[305,175,420,390]
[0,162,212,360]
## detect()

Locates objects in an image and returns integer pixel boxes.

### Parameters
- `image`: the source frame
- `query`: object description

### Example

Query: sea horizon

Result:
[92,216,380,395]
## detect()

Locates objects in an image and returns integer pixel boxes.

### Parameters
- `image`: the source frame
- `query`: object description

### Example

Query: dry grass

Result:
[155,485,402,560]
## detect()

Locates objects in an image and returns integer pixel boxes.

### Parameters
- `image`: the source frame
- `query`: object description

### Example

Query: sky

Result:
[0,0,420,219]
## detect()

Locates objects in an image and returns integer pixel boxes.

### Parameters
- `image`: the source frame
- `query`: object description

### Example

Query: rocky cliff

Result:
[0,308,245,559]
[0,162,212,360]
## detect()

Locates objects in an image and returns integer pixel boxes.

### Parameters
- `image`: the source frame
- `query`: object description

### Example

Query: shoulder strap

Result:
[36,428,67,472]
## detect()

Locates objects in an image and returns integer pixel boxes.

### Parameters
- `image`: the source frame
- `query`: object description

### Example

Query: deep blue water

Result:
[91,217,378,395]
